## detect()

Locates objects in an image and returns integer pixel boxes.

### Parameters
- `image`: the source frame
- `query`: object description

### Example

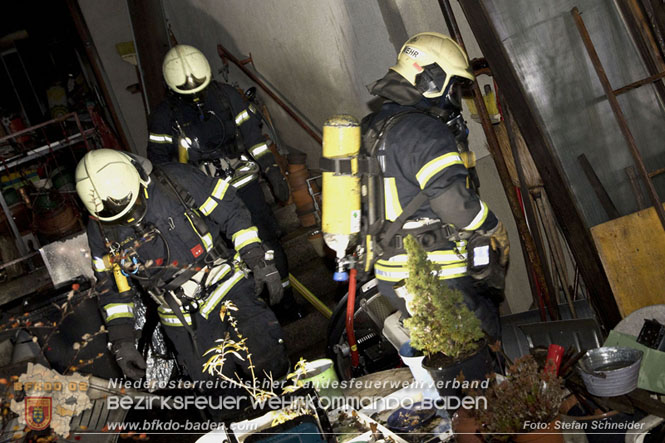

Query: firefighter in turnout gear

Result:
[76,149,289,384]
[364,32,509,338]
[147,45,295,316]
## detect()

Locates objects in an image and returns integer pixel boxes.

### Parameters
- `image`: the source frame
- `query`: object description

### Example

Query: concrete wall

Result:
[78,0,147,154]
[79,0,532,314]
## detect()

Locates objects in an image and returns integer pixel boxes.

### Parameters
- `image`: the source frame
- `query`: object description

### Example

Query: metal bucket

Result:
[577,347,643,397]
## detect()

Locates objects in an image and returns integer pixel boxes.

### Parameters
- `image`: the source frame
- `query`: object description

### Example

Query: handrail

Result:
[217,43,322,145]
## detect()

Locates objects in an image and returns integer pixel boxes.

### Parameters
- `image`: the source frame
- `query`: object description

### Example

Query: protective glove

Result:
[111,340,146,380]
[242,245,284,305]
[489,221,510,266]
[265,166,290,203]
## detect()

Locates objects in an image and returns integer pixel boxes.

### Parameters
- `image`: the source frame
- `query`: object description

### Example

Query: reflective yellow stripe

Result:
[416,152,464,189]
[199,180,230,216]
[374,261,467,282]
[235,110,250,125]
[249,142,270,158]
[200,271,245,319]
[201,233,213,251]
[149,133,173,144]
[92,256,108,272]
[384,177,403,221]
[199,197,218,216]
[104,303,134,322]
[157,306,193,327]
[207,264,232,286]
[231,173,258,189]
[384,249,467,264]
[211,179,229,200]
[232,227,260,250]
[463,201,489,231]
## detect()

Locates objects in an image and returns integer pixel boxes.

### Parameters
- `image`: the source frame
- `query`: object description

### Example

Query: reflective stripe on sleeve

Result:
[231,173,258,189]
[104,303,134,322]
[249,142,270,159]
[232,227,260,250]
[384,177,403,221]
[415,152,464,189]
[199,179,230,215]
[200,270,246,319]
[92,256,108,272]
[235,110,250,126]
[199,197,218,216]
[463,201,489,231]
[149,133,173,144]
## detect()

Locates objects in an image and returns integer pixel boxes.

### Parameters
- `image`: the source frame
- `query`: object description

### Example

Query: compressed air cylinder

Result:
[103,254,130,293]
[321,115,361,264]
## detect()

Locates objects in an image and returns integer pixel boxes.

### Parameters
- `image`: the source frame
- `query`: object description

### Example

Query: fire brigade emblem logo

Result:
[25,397,52,431]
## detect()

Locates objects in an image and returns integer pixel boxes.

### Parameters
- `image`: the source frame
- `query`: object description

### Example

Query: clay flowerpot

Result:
[513,419,564,443]
[451,409,483,443]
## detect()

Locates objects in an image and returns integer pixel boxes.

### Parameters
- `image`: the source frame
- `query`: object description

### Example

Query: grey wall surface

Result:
[484,0,665,227]
[78,0,532,313]
[78,0,147,154]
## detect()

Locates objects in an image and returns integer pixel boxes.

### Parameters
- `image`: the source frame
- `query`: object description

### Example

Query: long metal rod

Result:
[572,7,665,232]
[217,44,322,145]
[439,0,559,319]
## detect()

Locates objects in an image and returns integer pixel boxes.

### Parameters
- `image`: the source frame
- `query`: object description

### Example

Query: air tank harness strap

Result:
[163,288,200,357]
[377,191,428,253]
[381,221,456,257]
[318,156,381,175]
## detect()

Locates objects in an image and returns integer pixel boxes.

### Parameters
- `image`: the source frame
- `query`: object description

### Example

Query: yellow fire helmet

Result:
[390,32,474,99]
[75,149,150,224]
[162,45,211,95]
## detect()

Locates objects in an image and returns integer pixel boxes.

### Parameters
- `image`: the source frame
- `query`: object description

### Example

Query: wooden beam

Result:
[458,0,621,329]
[127,0,170,115]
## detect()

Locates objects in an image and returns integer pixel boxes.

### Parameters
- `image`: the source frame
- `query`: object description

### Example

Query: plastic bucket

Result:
[399,342,438,398]
[299,358,343,400]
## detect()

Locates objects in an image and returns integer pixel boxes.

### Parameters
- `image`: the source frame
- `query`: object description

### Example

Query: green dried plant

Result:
[402,235,484,359]
[468,354,566,440]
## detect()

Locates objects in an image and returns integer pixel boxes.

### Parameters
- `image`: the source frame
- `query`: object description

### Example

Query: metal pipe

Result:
[572,7,665,232]
[346,268,360,368]
[217,44,322,145]
[439,0,560,319]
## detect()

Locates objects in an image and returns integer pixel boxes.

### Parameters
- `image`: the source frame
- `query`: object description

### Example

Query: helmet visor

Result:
[100,188,148,226]
[98,193,133,220]
[176,74,208,92]
[414,63,447,96]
